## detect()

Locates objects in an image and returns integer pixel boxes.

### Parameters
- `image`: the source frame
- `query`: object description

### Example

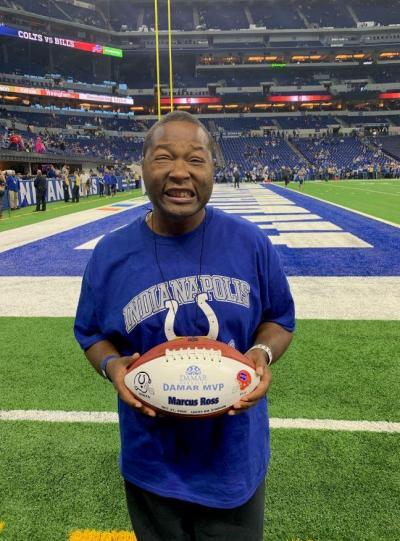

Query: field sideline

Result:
[280,179,400,224]
[0,184,399,541]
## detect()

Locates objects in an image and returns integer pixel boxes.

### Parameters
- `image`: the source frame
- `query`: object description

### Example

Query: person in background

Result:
[233,166,240,189]
[110,167,117,196]
[74,111,295,541]
[34,169,47,212]
[104,168,111,196]
[97,173,105,197]
[72,169,81,203]
[8,132,24,151]
[6,170,19,210]
[81,170,90,197]
[0,170,6,219]
[47,164,57,179]
[34,135,46,154]
[62,165,70,203]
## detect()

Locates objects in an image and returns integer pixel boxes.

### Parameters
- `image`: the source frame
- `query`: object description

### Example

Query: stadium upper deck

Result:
[2,0,400,32]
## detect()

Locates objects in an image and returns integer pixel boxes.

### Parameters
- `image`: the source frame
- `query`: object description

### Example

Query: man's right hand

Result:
[106,353,158,418]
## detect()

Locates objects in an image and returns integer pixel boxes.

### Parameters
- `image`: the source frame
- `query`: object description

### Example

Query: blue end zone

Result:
[262,184,400,276]
[0,188,398,277]
[0,205,150,276]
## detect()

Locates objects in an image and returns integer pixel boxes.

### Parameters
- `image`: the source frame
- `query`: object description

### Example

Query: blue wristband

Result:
[100,354,119,381]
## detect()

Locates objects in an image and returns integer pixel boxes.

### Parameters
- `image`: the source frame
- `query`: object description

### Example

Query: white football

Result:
[124,337,260,418]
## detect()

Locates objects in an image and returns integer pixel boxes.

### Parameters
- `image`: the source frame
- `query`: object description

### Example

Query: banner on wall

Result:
[0,24,123,57]
[0,84,133,104]
[1,177,134,209]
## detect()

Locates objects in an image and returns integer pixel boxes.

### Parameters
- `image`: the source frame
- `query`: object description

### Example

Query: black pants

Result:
[36,189,46,211]
[124,480,265,541]
[72,185,80,202]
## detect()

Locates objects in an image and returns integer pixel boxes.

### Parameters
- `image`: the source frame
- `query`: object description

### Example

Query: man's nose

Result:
[169,159,190,180]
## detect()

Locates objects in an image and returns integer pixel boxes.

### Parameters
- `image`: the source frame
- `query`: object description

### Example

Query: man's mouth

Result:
[164,188,195,199]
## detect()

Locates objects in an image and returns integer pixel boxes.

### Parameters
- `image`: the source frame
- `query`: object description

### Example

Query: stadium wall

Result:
[1,176,133,209]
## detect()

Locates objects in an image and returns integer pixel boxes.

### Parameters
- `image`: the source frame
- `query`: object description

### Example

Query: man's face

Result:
[142,121,214,225]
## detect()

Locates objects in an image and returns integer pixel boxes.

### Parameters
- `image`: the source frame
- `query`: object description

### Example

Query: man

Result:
[8,132,24,151]
[34,169,47,212]
[62,165,70,202]
[81,170,90,197]
[74,112,295,541]
[109,167,117,196]
[0,170,5,219]
[233,165,240,189]
[298,166,306,191]
[6,170,19,210]
[72,170,81,203]
[103,168,111,196]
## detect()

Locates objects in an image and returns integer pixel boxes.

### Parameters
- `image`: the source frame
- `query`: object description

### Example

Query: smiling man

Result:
[74,111,295,541]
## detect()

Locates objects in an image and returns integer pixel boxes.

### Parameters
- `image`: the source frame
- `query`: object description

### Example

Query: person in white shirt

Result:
[81,171,90,197]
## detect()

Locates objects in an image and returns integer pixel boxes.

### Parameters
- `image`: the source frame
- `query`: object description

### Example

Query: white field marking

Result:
[0,409,399,433]
[211,195,260,200]
[271,184,400,229]
[215,201,293,207]
[225,206,310,214]
[243,185,383,246]
[1,276,399,320]
[268,232,372,248]
[214,207,267,212]
[326,184,400,197]
[0,197,148,254]
[289,276,400,319]
[75,224,127,250]
[75,235,105,250]
[270,221,342,231]
[269,418,400,433]
[0,277,82,317]
[212,199,286,205]
[210,196,256,200]
[245,214,322,222]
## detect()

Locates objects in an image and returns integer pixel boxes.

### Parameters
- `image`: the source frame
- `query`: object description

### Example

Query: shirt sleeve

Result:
[260,237,295,332]
[74,262,107,351]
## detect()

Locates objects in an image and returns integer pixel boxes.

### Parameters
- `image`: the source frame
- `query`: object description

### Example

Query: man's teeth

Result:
[167,190,193,198]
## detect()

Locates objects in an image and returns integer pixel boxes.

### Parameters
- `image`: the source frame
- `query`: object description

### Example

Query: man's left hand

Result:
[228,348,272,416]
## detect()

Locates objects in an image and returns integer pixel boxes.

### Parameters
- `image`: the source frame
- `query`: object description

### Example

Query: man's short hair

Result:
[143,111,215,159]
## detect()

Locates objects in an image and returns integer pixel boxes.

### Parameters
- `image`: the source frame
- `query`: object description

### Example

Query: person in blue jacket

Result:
[103,168,111,196]
[74,111,295,541]
[6,170,19,210]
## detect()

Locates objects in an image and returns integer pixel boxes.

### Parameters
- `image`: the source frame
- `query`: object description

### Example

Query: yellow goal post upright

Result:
[153,0,174,119]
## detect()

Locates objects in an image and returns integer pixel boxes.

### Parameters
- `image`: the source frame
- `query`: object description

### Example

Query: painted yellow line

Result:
[69,530,136,541]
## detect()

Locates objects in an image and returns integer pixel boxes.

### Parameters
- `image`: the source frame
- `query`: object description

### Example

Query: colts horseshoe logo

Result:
[164,292,219,340]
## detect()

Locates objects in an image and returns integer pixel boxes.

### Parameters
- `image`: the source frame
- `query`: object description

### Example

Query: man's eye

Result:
[190,158,204,163]
[155,155,171,161]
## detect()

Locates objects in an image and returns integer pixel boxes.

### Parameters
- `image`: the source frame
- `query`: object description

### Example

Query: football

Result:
[124,336,260,418]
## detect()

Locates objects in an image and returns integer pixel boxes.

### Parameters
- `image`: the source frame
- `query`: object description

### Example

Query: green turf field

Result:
[0,190,143,232]
[1,185,399,540]
[1,319,399,540]
[0,318,399,422]
[1,422,398,541]
[280,179,400,225]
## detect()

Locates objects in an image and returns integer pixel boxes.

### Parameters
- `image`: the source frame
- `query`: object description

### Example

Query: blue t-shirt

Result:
[6,175,19,192]
[74,206,295,508]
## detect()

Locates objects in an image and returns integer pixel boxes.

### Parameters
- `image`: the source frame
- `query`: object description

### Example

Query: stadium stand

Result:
[249,1,305,29]
[1,0,400,208]
[351,0,400,25]
[302,1,355,28]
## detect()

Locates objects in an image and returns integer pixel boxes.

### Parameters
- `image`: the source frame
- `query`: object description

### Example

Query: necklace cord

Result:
[149,210,207,336]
